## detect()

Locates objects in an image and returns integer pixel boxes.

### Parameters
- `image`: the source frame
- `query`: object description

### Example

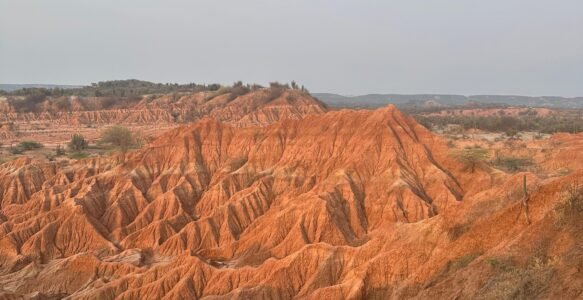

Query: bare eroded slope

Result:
[0,106,581,299]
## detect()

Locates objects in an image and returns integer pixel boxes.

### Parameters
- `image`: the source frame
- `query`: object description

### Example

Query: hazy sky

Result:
[1,1,582,96]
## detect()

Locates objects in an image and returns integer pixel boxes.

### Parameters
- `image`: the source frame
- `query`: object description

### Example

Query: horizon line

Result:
[1,82,582,98]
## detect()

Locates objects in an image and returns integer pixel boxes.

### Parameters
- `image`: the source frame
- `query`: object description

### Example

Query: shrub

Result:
[204,86,231,101]
[486,257,500,268]
[412,114,583,134]
[263,83,285,103]
[100,97,117,109]
[8,94,47,112]
[68,134,88,151]
[456,254,478,268]
[449,253,479,271]
[493,156,534,172]
[55,145,66,156]
[226,82,250,101]
[447,222,469,241]
[18,141,43,151]
[286,94,297,102]
[505,129,520,140]
[249,84,263,90]
[54,97,71,110]
[476,257,555,300]
[100,126,134,152]
[563,183,583,213]
[68,151,89,160]
[10,146,23,155]
[451,148,489,172]
[554,183,583,226]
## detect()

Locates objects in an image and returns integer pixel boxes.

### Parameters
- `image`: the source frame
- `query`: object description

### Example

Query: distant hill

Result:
[0,80,222,97]
[313,93,583,109]
[0,84,82,92]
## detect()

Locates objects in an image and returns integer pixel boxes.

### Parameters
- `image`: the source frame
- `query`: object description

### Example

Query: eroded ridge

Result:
[0,105,581,299]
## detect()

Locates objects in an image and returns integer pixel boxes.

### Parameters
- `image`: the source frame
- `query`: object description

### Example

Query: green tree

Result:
[452,148,489,172]
[100,126,134,153]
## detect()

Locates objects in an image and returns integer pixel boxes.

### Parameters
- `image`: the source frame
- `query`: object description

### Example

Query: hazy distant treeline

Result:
[0,79,224,98]
[415,113,583,134]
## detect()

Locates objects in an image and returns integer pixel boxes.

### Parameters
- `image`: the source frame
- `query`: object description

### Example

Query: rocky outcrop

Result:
[0,89,327,128]
[0,106,581,299]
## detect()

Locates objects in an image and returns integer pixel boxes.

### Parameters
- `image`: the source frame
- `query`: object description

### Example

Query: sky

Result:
[1,0,582,96]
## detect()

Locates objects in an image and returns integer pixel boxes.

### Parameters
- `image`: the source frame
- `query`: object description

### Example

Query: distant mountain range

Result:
[2,83,581,109]
[0,84,82,92]
[313,93,583,109]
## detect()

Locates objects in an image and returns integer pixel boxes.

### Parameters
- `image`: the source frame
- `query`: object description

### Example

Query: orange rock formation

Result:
[0,105,581,299]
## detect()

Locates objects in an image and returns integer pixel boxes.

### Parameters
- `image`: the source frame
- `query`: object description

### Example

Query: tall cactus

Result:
[523,175,527,197]
[522,175,531,224]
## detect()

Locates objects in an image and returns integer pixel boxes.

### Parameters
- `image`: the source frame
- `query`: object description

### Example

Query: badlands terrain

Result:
[0,86,581,299]
[0,87,325,145]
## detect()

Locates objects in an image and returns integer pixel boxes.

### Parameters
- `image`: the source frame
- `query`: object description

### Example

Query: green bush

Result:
[100,126,134,152]
[10,147,23,155]
[486,257,500,268]
[68,134,88,151]
[68,151,89,160]
[493,156,534,172]
[18,141,43,151]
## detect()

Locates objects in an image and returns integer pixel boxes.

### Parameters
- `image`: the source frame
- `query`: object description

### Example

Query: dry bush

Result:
[53,97,71,110]
[476,257,556,300]
[100,97,117,109]
[9,94,47,112]
[446,222,469,241]
[554,182,583,226]
[467,176,541,224]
